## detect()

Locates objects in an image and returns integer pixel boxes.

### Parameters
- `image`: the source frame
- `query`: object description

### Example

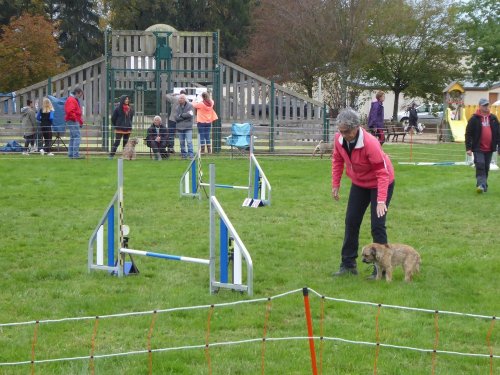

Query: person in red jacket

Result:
[331,108,395,278]
[64,87,84,159]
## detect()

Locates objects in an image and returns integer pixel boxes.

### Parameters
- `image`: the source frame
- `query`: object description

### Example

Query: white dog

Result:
[312,140,333,159]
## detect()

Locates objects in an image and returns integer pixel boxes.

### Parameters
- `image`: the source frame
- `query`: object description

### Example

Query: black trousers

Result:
[41,125,52,152]
[24,133,35,149]
[110,133,130,156]
[340,181,395,268]
[149,140,167,155]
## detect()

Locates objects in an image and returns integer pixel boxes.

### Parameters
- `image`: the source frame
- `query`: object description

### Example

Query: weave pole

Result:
[302,288,318,375]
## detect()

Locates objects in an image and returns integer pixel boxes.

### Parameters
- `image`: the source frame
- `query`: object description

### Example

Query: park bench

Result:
[387,124,407,142]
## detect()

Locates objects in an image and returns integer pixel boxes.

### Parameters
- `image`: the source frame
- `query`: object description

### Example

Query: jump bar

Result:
[120,248,210,265]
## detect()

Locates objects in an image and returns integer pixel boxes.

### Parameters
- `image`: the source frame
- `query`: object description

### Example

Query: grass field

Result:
[0,149,499,374]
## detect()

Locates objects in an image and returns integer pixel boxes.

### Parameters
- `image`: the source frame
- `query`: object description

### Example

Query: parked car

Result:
[397,103,444,126]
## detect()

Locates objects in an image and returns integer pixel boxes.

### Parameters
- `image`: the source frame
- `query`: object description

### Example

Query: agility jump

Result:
[180,133,272,207]
[88,159,253,295]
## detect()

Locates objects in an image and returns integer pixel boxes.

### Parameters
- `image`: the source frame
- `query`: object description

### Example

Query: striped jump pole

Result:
[209,163,253,295]
[88,159,123,275]
[120,248,209,265]
[180,133,272,207]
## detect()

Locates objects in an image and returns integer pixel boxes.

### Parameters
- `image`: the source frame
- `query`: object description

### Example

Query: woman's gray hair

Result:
[153,115,162,122]
[336,108,361,129]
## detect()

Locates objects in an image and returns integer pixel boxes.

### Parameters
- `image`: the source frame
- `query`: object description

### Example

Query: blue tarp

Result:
[0,140,23,152]
[48,95,67,133]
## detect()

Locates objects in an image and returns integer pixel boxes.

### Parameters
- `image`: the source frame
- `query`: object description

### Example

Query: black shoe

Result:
[366,266,385,280]
[332,265,358,277]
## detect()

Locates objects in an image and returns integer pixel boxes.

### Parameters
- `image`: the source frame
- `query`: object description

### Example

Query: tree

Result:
[320,0,373,109]
[457,0,500,84]
[57,0,103,67]
[238,0,331,98]
[0,12,67,92]
[207,0,254,61]
[105,0,254,60]
[363,0,463,119]
[0,0,45,30]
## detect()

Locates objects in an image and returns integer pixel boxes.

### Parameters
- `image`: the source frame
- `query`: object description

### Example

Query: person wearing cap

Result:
[331,108,395,278]
[465,98,500,193]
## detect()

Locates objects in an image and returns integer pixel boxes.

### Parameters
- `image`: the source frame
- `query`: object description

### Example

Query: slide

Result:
[447,107,466,142]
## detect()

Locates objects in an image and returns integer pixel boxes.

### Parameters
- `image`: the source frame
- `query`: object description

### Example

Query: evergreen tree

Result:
[106,0,254,60]
[57,0,103,67]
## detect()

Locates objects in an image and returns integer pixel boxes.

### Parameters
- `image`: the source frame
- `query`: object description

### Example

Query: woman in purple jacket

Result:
[368,91,385,145]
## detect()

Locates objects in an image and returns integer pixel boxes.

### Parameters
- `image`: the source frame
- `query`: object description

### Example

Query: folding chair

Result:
[225,123,253,158]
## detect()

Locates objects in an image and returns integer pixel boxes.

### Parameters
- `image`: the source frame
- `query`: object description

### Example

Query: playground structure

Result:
[88,159,254,295]
[0,25,326,154]
[180,132,272,207]
[439,82,467,142]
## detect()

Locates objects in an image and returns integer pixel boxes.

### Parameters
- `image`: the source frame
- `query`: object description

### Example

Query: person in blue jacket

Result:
[37,97,55,156]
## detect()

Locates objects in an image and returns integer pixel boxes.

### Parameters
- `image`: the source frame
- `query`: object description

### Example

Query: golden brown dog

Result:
[361,243,421,282]
[312,140,333,159]
[122,138,138,160]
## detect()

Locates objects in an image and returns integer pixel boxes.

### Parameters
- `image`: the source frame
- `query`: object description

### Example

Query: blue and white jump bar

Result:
[180,131,271,206]
[398,152,498,169]
[208,164,253,295]
[120,248,209,265]
[89,159,254,295]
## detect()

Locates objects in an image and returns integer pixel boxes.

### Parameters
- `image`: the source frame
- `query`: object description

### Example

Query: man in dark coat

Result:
[465,98,500,193]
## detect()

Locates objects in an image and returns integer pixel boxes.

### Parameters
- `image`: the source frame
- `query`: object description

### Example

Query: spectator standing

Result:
[146,115,168,161]
[21,99,37,155]
[64,87,84,159]
[109,95,134,159]
[368,91,386,145]
[407,103,420,134]
[37,97,55,156]
[465,98,500,193]
[175,94,195,159]
[193,91,218,154]
[331,108,395,278]
[166,89,186,154]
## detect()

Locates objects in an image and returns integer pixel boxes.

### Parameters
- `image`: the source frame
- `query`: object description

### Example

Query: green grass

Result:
[0,150,499,374]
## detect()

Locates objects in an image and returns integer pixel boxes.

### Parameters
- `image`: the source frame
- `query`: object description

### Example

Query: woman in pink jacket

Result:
[331,108,395,278]
[193,91,218,153]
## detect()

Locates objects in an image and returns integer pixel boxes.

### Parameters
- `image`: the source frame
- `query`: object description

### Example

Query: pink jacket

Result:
[332,128,394,202]
[193,99,218,123]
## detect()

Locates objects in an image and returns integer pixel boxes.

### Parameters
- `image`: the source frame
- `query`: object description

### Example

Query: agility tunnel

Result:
[180,131,272,207]
[88,159,253,295]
